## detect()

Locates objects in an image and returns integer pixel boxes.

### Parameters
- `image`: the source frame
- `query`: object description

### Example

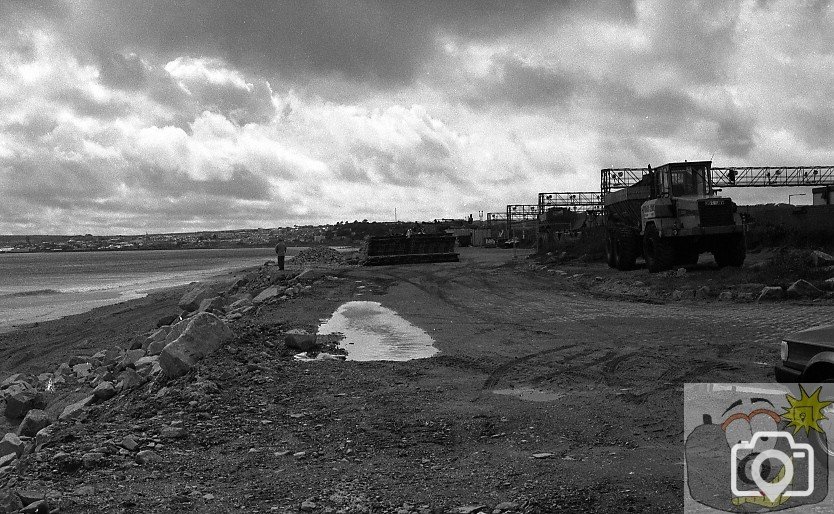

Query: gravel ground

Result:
[1,247,832,513]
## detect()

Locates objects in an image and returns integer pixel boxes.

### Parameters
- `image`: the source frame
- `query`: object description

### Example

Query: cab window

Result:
[669,166,706,196]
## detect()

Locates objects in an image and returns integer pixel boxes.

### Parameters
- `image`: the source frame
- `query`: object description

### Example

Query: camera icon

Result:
[731,431,815,502]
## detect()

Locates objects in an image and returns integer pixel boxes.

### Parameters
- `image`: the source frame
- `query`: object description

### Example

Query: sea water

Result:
[0,247,283,332]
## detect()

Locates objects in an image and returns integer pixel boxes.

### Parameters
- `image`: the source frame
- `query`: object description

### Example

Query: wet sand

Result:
[0,266,252,379]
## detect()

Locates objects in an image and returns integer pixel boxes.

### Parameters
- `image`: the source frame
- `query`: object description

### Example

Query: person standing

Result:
[275,239,287,270]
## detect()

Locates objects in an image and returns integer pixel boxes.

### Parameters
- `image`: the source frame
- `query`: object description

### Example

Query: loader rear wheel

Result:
[614,227,639,271]
[643,225,675,273]
[714,234,746,268]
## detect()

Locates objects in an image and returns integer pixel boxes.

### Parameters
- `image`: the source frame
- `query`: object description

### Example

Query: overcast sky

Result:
[1,0,833,234]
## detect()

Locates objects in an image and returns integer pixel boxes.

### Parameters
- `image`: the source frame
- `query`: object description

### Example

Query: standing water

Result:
[318,301,438,361]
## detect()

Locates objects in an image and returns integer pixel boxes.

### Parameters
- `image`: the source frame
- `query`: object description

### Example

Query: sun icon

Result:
[782,385,834,435]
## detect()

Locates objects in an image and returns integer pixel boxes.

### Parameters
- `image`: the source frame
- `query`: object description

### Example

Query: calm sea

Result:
[0,247,289,332]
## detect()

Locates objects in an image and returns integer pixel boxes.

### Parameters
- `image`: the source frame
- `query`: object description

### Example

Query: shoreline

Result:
[0,261,263,379]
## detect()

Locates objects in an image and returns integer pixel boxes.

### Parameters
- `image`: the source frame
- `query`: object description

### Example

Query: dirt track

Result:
[5,248,833,513]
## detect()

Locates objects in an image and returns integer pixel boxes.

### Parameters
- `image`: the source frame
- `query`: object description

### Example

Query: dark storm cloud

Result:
[127,164,274,201]
[469,57,576,109]
[785,108,834,149]
[715,115,756,158]
[39,0,632,86]
[53,88,133,120]
[96,52,147,90]
[0,157,120,208]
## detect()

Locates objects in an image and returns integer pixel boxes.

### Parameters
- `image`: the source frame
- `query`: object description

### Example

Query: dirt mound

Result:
[292,247,344,266]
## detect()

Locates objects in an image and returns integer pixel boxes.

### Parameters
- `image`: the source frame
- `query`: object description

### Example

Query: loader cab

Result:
[653,161,711,198]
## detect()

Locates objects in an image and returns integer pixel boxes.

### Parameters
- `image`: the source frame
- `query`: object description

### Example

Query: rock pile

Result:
[0,311,235,507]
[0,265,339,513]
[291,247,344,266]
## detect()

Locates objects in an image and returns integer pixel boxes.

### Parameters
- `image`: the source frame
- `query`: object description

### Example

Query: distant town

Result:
[0,219,481,253]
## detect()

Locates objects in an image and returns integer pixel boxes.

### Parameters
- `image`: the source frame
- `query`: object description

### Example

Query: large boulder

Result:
[4,390,46,419]
[786,279,824,299]
[811,250,834,267]
[118,349,145,370]
[159,313,233,378]
[227,297,254,311]
[146,339,167,356]
[93,381,117,401]
[18,409,51,437]
[284,330,320,352]
[117,368,144,390]
[824,278,834,291]
[757,286,784,302]
[198,296,225,313]
[253,286,282,304]
[59,395,95,421]
[178,284,216,312]
[156,314,179,328]
[0,433,24,459]
[164,317,191,345]
[0,374,28,389]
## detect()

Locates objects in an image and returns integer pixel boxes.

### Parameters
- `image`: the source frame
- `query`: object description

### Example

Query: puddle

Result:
[493,386,565,402]
[318,301,438,361]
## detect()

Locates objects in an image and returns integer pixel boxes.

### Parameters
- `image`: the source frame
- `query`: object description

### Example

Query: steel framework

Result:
[600,165,834,195]
[537,192,603,211]
[506,204,540,238]
[486,212,507,224]
[600,168,648,195]
[712,166,834,187]
[506,204,541,220]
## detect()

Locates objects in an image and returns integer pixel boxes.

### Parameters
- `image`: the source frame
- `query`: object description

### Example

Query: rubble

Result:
[198,296,225,313]
[291,246,345,266]
[17,409,50,437]
[0,434,24,459]
[177,284,217,312]
[59,395,94,421]
[811,250,834,267]
[136,450,163,465]
[284,330,320,352]
[159,312,233,377]
[253,285,283,303]
[757,286,784,302]
[92,381,117,400]
[786,279,824,299]
[4,390,45,419]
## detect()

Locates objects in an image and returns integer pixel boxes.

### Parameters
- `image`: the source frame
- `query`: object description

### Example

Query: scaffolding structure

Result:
[506,204,540,240]
[712,166,834,187]
[600,165,834,196]
[537,192,603,212]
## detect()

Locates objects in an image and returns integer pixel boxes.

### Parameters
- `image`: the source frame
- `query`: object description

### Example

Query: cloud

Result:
[3,0,834,233]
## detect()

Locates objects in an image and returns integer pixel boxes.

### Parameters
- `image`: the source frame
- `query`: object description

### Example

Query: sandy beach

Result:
[0,266,249,379]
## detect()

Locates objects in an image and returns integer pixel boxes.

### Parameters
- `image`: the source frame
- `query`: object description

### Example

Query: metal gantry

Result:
[712,166,834,187]
[506,205,540,238]
[485,212,507,224]
[600,168,649,196]
[537,192,603,212]
[600,165,834,194]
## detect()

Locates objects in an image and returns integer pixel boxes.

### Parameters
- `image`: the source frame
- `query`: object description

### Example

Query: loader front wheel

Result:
[643,225,675,273]
[714,234,746,268]
[615,227,639,271]
[605,230,617,268]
